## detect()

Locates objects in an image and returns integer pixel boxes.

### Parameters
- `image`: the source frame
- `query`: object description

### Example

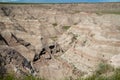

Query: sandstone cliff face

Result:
[0,3,120,80]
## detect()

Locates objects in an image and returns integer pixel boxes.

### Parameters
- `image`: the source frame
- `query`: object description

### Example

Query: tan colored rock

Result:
[13,45,35,61]
[0,22,6,32]
[33,59,73,80]
[0,46,35,76]
[12,31,43,54]
[43,52,51,59]
[110,54,120,68]
[0,30,18,46]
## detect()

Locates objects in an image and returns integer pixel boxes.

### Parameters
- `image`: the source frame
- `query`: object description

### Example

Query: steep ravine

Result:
[0,3,120,80]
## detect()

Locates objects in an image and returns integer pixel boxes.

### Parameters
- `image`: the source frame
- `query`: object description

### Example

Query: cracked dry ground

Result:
[0,3,120,80]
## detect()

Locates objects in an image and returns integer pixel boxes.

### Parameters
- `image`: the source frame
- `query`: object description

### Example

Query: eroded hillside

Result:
[0,3,120,80]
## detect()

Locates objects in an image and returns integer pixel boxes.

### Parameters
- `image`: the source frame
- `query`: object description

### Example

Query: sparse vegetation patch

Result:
[62,26,71,30]
[96,11,120,15]
[0,74,45,80]
[52,23,58,27]
[76,63,120,80]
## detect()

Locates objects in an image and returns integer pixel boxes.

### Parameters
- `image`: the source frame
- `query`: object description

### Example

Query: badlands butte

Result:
[0,3,120,80]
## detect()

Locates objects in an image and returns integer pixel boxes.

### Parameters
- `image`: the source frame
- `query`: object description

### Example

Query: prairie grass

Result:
[0,63,120,80]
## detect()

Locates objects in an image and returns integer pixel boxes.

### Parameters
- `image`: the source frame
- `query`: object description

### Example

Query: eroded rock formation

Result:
[0,3,120,80]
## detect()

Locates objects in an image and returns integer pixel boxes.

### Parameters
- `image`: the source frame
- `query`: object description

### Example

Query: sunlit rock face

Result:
[0,3,120,80]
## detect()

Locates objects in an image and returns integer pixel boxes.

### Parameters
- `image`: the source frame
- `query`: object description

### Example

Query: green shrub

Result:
[50,36,57,41]
[108,68,120,80]
[0,74,16,80]
[52,23,58,26]
[76,63,117,80]
[95,63,114,75]
[62,26,71,30]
